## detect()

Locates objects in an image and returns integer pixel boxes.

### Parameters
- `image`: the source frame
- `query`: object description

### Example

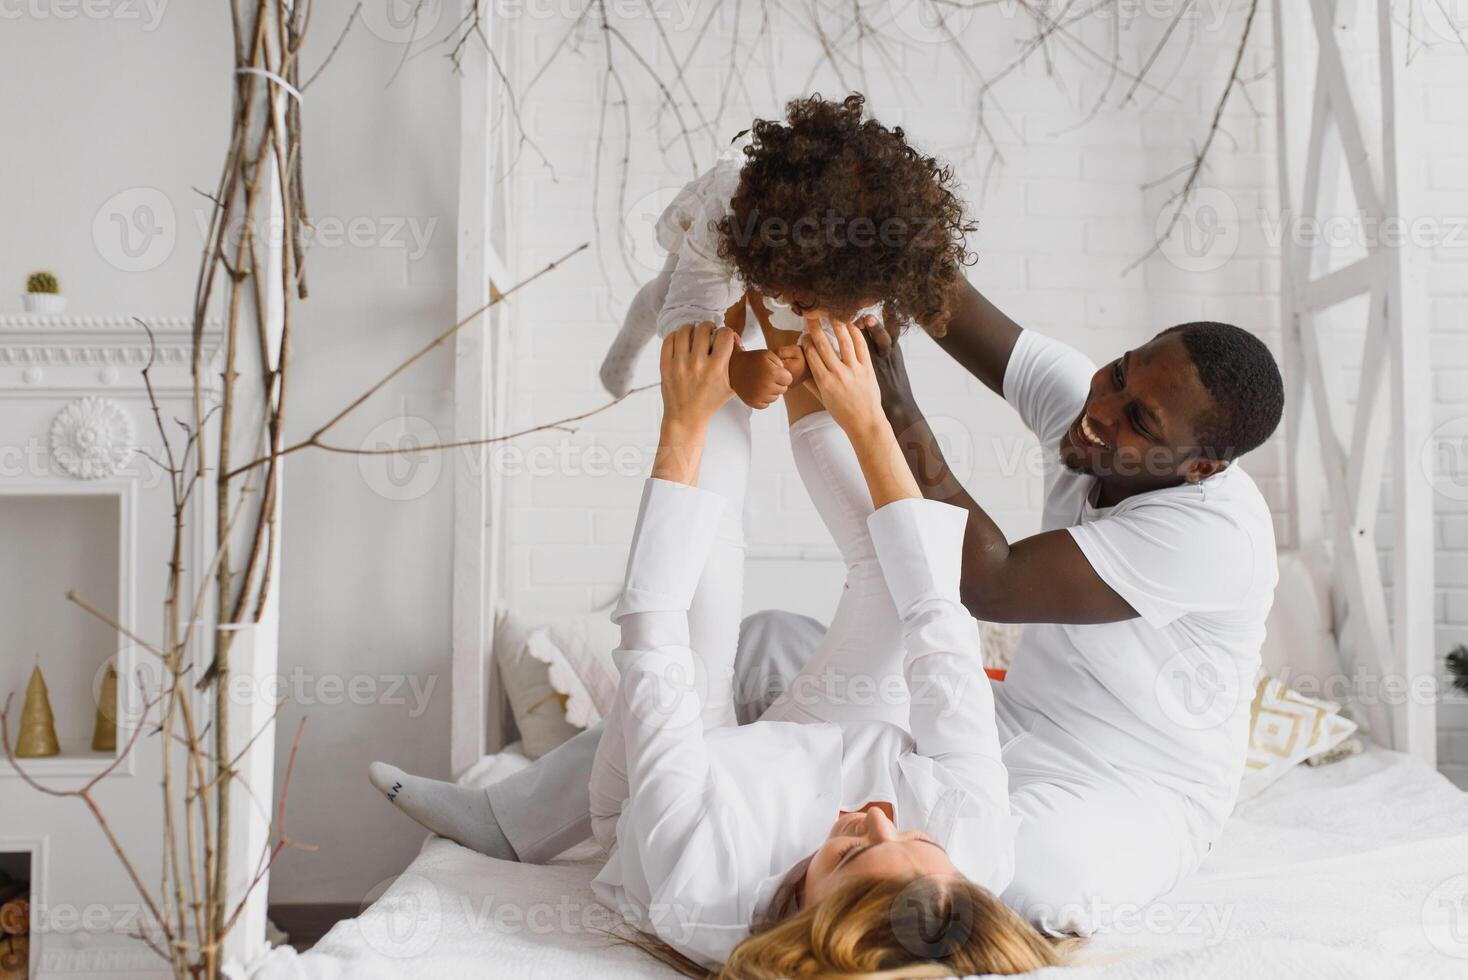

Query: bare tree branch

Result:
[1124,0,1262,274]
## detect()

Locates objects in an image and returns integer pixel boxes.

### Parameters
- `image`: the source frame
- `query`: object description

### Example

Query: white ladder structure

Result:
[1272,0,1436,762]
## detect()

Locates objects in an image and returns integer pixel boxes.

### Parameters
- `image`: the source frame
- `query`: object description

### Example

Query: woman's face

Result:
[801,804,959,906]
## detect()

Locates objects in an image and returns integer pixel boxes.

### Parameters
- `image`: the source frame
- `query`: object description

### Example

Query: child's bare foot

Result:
[776,344,809,386]
[730,348,793,409]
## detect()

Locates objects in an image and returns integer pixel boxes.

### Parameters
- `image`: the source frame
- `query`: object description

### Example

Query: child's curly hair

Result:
[716,93,974,336]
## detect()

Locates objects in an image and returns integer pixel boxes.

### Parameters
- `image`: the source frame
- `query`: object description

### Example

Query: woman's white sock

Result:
[599,279,663,397]
[368,761,518,861]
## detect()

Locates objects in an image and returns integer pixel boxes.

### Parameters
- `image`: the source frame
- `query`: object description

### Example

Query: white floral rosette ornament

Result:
[51,397,136,479]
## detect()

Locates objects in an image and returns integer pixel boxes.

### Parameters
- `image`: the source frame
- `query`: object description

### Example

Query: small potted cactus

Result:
[24,271,66,314]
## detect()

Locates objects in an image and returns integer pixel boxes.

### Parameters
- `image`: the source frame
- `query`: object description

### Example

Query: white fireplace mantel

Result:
[0,314,223,396]
[0,312,232,978]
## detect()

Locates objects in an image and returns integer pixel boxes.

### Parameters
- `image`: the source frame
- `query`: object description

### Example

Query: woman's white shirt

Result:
[590,480,1014,968]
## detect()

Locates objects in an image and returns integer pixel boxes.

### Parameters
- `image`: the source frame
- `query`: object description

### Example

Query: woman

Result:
[371,318,1061,975]
[580,319,1060,975]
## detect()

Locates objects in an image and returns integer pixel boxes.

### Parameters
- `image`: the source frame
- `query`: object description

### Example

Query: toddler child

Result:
[601,93,973,725]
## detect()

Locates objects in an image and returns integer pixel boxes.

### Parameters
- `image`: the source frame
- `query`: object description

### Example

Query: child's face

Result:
[766,289,880,324]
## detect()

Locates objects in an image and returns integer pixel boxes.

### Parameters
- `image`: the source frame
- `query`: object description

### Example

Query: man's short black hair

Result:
[1160,321,1284,461]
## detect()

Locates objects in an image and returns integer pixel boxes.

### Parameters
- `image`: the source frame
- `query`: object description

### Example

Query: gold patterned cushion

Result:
[1238,673,1358,801]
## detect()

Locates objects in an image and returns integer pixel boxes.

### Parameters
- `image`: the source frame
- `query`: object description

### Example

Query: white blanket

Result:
[235,747,1468,980]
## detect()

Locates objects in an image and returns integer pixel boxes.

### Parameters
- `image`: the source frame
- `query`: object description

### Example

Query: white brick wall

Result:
[498,3,1467,784]
[1416,39,1468,789]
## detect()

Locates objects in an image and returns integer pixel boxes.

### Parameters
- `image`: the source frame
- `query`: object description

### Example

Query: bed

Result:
[239,737,1468,980]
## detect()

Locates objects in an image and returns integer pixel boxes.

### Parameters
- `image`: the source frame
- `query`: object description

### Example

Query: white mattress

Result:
[234,745,1468,980]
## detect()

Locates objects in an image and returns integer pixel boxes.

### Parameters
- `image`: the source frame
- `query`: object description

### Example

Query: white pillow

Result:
[524,615,621,730]
[493,609,584,759]
[1238,672,1358,801]
[1259,548,1341,696]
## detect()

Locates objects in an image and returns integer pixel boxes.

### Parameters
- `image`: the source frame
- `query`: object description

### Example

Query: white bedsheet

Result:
[234,746,1468,980]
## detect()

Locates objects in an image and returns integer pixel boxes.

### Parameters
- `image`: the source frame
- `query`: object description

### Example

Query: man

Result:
[370,279,1284,935]
[857,282,1283,931]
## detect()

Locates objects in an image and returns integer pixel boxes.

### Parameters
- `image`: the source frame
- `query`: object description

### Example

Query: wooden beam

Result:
[1308,0,1386,223]
[1299,314,1352,513]
[1298,60,1333,252]
[1346,291,1390,531]
[1300,254,1379,311]
[1281,21,1334,553]
[1272,0,1315,552]
[451,0,494,778]
[1377,0,1436,762]
[1339,517,1398,742]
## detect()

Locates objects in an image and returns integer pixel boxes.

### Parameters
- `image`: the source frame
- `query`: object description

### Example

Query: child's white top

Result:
[653,143,748,336]
[591,479,1015,968]
[653,139,881,338]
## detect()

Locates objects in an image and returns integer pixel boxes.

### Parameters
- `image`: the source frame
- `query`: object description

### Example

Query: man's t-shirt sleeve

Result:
[1067,495,1259,629]
[1002,329,1096,447]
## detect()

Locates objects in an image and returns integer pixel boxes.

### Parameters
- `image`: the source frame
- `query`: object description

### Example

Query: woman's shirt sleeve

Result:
[602,478,751,965]
[867,498,1016,892]
[607,478,726,843]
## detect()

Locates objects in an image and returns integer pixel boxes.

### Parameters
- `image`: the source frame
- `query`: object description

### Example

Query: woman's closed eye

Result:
[834,833,943,870]
[833,840,869,869]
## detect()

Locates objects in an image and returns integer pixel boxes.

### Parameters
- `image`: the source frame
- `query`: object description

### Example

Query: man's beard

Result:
[1059,443,1089,475]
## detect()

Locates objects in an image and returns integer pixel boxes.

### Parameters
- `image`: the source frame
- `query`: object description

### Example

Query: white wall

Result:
[2,0,1461,912]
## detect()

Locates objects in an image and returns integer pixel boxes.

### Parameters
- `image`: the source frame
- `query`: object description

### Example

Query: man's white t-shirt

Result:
[998,330,1278,828]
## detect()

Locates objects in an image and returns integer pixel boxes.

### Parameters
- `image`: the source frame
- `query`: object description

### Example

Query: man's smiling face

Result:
[1060,332,1227,494]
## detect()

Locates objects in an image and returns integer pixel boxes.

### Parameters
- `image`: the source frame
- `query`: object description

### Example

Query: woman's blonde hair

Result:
[621,872,1065,979]
[724,873,1062,978]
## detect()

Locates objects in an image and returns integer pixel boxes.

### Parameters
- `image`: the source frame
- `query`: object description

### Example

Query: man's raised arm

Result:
[865,326,1137,626]
[929,278,1026,397]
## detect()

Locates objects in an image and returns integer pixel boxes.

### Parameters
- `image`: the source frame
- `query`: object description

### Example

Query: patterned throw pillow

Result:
[1238,673,1358,801]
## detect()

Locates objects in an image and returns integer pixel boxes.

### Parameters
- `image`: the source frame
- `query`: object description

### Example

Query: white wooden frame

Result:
[1272,0,1435,762]
[452,0,517,776]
